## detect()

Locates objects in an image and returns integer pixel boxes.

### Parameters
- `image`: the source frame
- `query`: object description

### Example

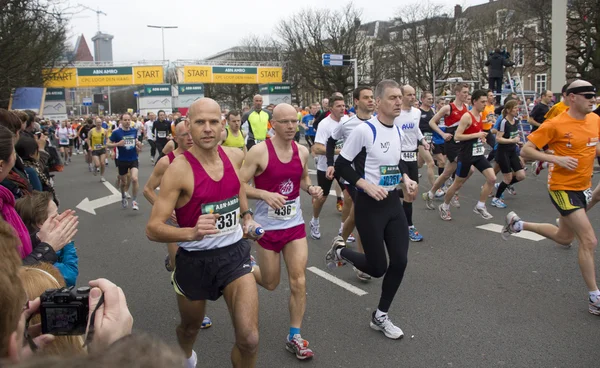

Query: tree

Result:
[379,2,468,94]
[275,3,371,97]
[0,0,70,108]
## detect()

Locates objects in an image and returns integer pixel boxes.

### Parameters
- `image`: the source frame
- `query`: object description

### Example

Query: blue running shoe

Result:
[201,316,212,329]
[409,227,423,242]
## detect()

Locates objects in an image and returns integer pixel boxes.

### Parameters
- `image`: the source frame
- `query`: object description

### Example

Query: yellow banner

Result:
[44,68,78,88]
[257,67,283,83]
[78,75,133,87]
[213,73,257,84]
[184,66,212,83]
[133,66,164,84]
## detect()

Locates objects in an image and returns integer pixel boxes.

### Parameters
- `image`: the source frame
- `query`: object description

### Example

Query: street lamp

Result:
[146,25,178,62]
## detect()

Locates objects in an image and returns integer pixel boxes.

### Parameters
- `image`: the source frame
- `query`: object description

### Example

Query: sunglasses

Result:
[575,93,596,100]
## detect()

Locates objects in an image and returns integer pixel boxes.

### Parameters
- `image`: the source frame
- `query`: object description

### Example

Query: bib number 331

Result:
[201,196,240,237]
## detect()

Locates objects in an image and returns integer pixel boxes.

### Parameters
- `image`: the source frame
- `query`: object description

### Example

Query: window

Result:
[535,74,547,95]
[456,52,464,72]
[514,44,524,66]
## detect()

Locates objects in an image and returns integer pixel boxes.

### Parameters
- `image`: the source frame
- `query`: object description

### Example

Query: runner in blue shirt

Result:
[108,113,142,210]
[302,103,319,149]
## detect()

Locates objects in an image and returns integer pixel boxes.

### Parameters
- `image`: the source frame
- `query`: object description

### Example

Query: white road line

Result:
[307,266,368,296]
[476,223,546,241]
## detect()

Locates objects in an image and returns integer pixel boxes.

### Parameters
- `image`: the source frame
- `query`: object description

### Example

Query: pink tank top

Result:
[253,139,304,230]
[167,151,176,164]
[175,147,243,250]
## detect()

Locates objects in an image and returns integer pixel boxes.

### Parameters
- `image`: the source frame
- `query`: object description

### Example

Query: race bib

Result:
[424,132,433,143]
[401,151,417,162]
[379,165,401,190]
[124,137,136,149]
[335,140,344,150]
[509,131,519,140]
[584,188,592,205]
[268,198,298,220]
[201,196,240,238]
[157,131,167,138]
[59,137,69,145]
[94,144,103,150]
[472,141,484,156]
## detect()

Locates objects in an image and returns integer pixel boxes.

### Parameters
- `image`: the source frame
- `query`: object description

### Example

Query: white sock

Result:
[186,350,197,368]
[312,217,319,224]
[442,202,450,210]
[476,201,485,208]
[512,220,524,232]
[339,222,344,231]
[589,290,600,302]
[375,309,387,319]
[542,162,548,169]
[427,190,434,198]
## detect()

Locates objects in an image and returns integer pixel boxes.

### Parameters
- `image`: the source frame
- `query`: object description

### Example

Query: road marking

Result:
[76,181,124,215]
[307,266,368,296]
[103,181,121,196]
[476,223,546,241]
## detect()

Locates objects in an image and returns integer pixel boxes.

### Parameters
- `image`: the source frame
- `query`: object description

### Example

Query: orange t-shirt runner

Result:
[527,111,600,191]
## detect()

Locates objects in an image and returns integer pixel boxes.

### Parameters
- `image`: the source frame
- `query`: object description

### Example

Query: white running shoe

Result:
[473,205,493,220]
[100,177,106,182]
[370,312,404,340]
[502,211,521,240]
[125,192,131,199]
[325,236,346,270]
[310,219,321,239]
[132,201,139,211]
[450,195,460,208]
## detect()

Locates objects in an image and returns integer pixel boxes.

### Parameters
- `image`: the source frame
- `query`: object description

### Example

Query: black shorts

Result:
[92,148,106,157]
[456,154,491,178]
[401,160,419,184]
[68,139,74,147]
[59,144,70,148]
[444,127,460,162]
[432,142,445,156]
[117,160,138,176]
[317,170,344,196]
[549,189,591,217]
[497,147,523,174]
[83,142,89,152]
[172,239,252,301]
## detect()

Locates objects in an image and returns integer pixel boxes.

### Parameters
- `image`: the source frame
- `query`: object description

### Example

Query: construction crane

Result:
[78,4,107,33]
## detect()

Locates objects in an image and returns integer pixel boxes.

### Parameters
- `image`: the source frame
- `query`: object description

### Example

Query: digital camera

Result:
[40,286,90,335]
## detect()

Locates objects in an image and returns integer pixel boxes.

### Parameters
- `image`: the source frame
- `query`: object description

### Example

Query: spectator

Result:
[0,109,32,199]
[15,137,43,192]
[485,48,514,102]
[15,191,78,286]
[18,262,85,355]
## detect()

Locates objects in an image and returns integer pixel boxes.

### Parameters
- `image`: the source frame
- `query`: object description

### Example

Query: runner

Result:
[328,79,417,340]
[222,110,247,152]
[482,90,497,162]
[87,118,108,182]
[395,85,429,241]
[422,84,471,209]
[145,112,157,163]
[78,118,95,172]
[146,98,262,368]
[55,120,74,165]
[243,94,272,150]
[438,90,495,221]
[417,91,439,188]
[301,103,318,150]
[431,98,448,197]
[310,95,347,239]
[107,113,141,211]
[240,103,321,360]
[503,80,600,315]
[327,86,374,280]
[153,110,171,160]
[490,100,526,208]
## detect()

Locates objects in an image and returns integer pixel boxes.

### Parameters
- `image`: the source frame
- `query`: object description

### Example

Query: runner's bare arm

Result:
[143,157,169,205]
[428,105,451,136]
[298,145,312,192]
[312,142,326,155]
[146,161,194,242]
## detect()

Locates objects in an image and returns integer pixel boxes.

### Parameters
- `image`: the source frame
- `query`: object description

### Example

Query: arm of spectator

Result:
[53,242,79,287]
[23,167,42,191]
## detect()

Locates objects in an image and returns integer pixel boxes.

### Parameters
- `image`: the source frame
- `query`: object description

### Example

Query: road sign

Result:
[322,54,351,60]
[322,60,352,67]
[82,97,92,106]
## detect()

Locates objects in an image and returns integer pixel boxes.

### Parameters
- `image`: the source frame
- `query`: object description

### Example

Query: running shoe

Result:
[435,188,445,198]
[438,204,451,221]
[347,233,356,242]
[450,195,460,208]
[325,236,346,270]
[121,198,128,209]
[473,205,493,220]
[151,157,155,164]
[589,296,600,316]
[408,227,423,242]
[100,177,106,183]
[491,197,507,208]
[286,334,314,360]
[125,192,131,199]
[88,164,93,172]
[501,211,521,240]
[422,192,435,210]
[370,312,404,340]
[164,254,173,272]
[336,199,343,212]
[533,161,545,176]
[506,185,517,196]
[310,220,321,239]
[200,316,212,329]
[354,267,372,281]
[132,201,139,210]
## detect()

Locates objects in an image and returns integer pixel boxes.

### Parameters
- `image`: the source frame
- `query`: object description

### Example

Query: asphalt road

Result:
[52,147,600,368]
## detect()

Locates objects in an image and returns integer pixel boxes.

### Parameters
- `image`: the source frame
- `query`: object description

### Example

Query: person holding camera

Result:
[485,48,514,103]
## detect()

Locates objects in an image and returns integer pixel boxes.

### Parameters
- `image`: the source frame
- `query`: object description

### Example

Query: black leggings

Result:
[148,139,157,158]
[305,135,315,149]
[340,191,409,313]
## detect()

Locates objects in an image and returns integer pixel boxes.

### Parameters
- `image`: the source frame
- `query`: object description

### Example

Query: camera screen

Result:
[45,307,79,332]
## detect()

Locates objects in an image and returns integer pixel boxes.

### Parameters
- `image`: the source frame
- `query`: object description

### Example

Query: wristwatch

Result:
[240,209,254,218]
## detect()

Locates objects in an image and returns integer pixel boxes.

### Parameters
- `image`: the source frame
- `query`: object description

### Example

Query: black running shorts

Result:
[549,189,591,217]
[496,147,523,174]
[117,160,138,176]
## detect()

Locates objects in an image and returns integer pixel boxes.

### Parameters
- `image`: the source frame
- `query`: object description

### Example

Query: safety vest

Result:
[248,110,270,141]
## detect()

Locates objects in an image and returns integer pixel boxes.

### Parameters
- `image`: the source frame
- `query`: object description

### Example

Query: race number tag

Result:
[335,140,344,150]
[584,188,592,205]
[424,132,433,144]
[94,144,103,150]
[124,137,136,149]
[268,198,299,220]
[379,165,401,190]
[157,131,167,138]
[201,196,240,237]
[509,131,519,140]
[59,137,69,145]
[401,151,417,162]
[472,141,484,156]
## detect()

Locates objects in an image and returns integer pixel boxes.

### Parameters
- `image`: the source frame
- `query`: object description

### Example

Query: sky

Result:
[66,0,489,62]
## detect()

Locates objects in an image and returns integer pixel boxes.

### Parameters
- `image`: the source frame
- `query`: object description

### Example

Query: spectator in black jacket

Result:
[485,48,514,103]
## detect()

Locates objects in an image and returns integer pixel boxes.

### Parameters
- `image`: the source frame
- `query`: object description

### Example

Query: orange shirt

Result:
[481,104,496,130]
[527,111,600,191]
[544,101,569,120]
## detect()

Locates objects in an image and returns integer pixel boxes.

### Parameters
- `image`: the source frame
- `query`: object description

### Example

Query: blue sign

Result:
[82,97,92,106]
[322,60,351,67]
[133,91,139,97]
[322,54,351,60]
